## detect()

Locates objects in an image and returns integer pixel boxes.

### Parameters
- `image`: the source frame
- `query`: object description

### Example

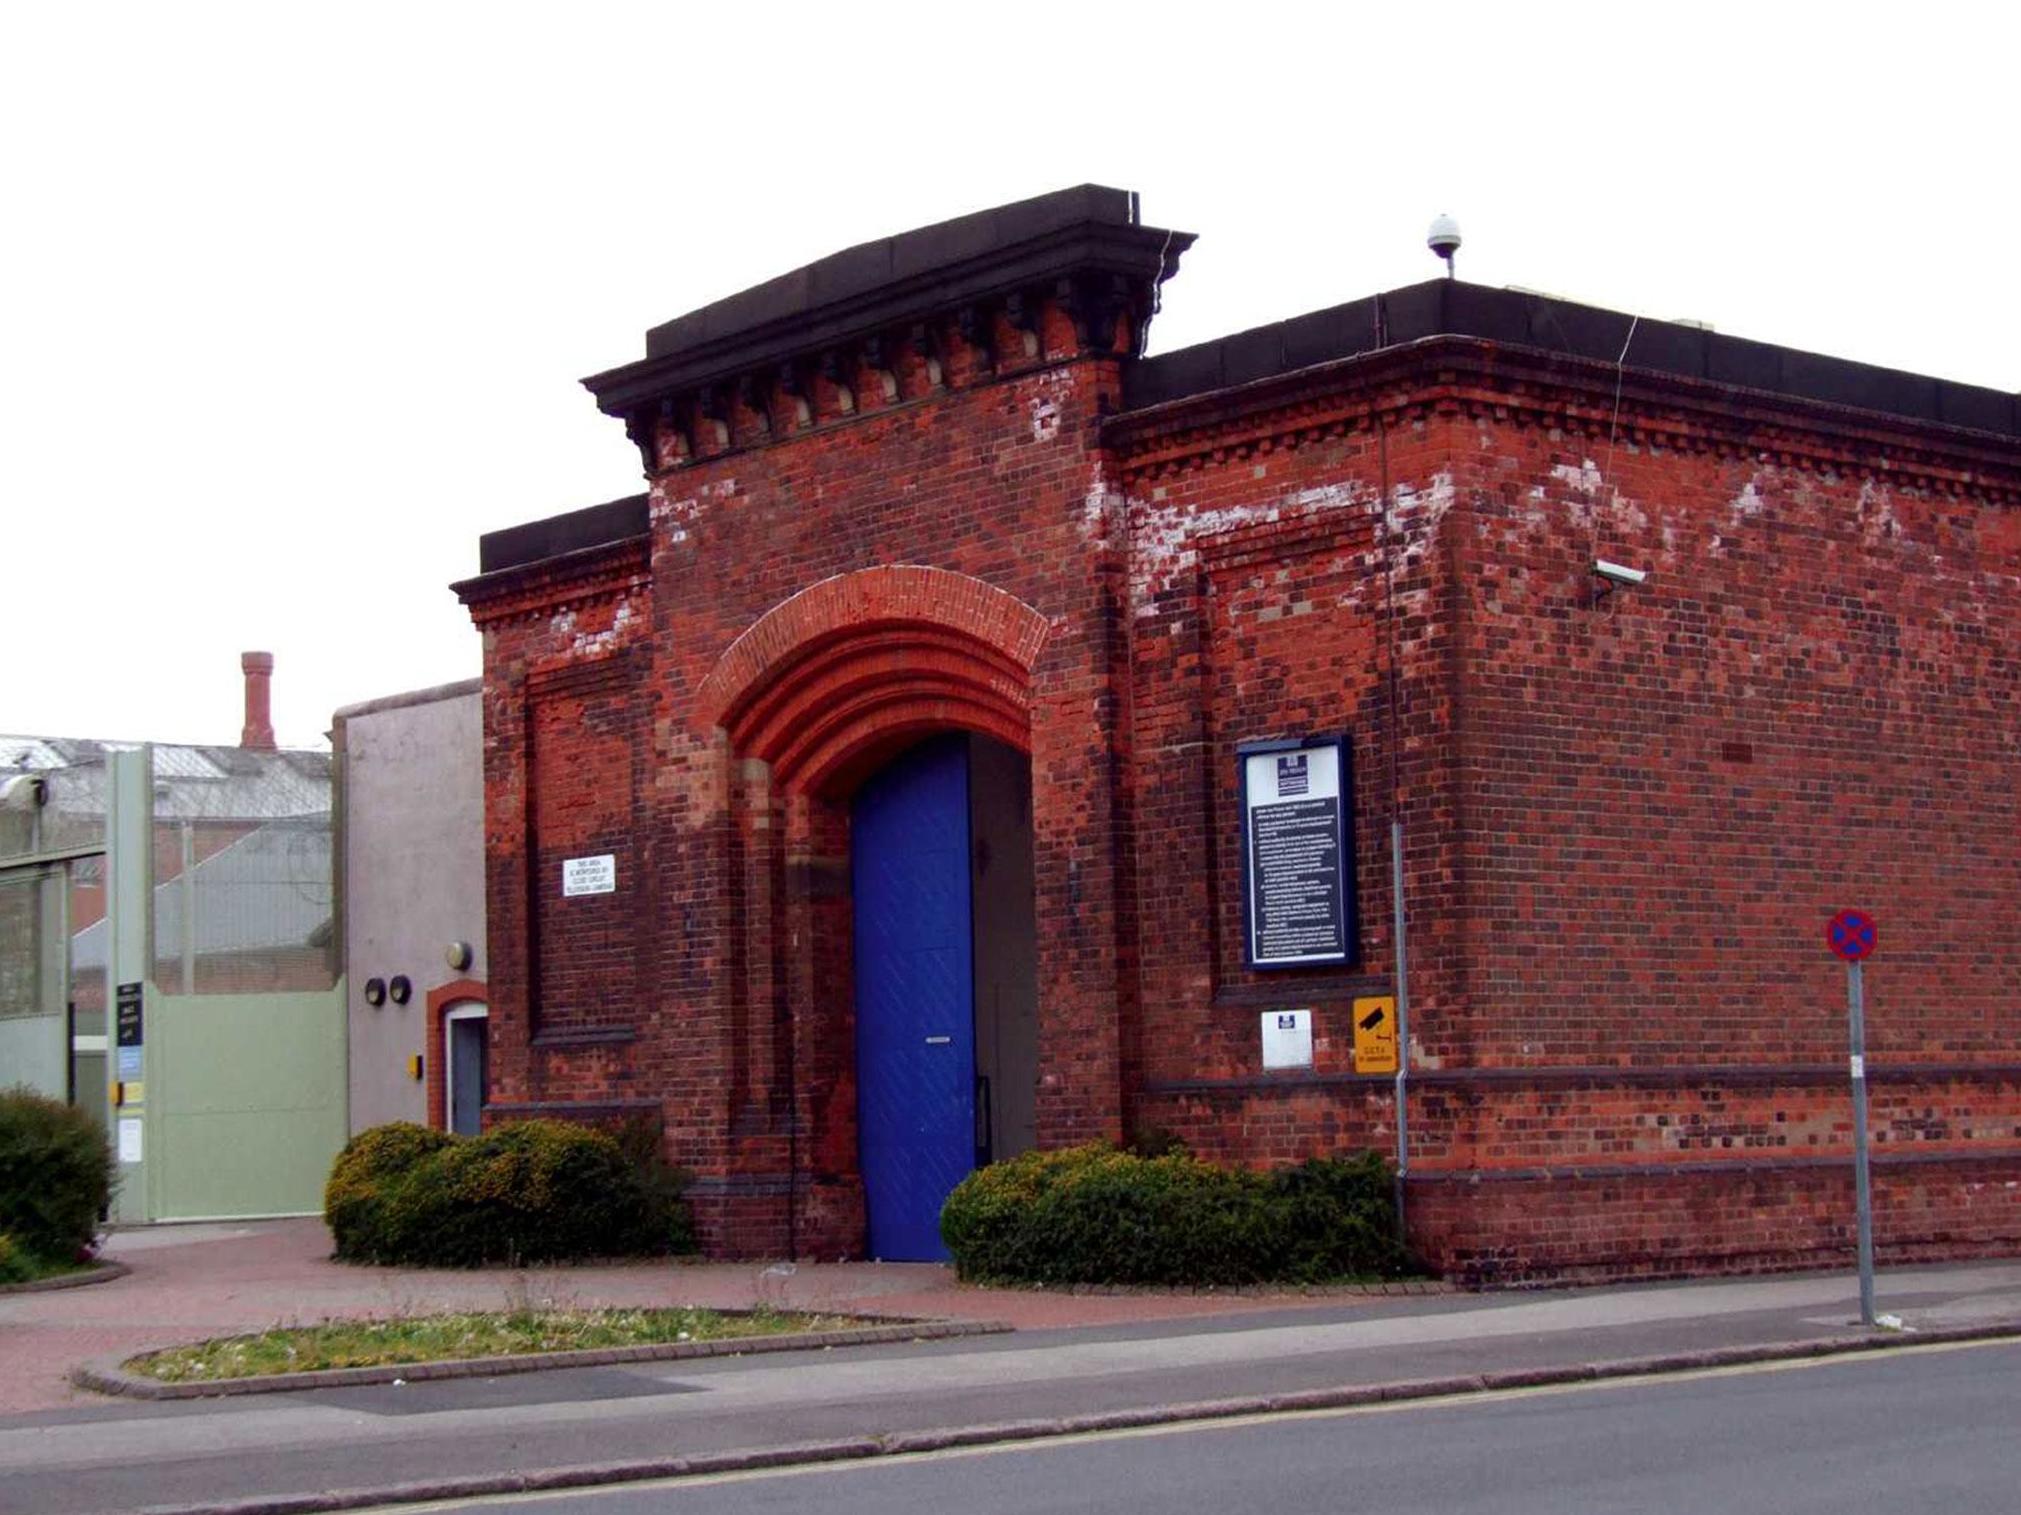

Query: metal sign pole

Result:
[1391,818,1409,1241]
[1848,960,1876,1328]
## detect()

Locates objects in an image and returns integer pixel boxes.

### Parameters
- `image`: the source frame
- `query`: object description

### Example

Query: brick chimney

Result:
[240,651,277,751]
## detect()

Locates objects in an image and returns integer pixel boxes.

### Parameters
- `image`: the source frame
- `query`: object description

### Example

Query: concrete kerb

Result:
[118,1318,2021,1515]
[0,1260,129,1296]
[1044,1278,1454,1299]
[75,1318,1010,1401]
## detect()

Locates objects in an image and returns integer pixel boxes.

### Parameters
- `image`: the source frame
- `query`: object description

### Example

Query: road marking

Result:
[384,1336,2019,1514]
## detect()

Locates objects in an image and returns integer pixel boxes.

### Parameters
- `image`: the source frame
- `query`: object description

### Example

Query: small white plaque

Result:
[118,1118,144,1164]
[1850,1054,1865,1080]
[1262,1009,1314,1071]
[562,854,616,897]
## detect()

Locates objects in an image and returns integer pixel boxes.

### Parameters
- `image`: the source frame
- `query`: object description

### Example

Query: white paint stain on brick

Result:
[550,596,639,658]
[1731,476,1767,521]
[1029,395,1061,442]
[1389,470,1456,572]
[1121,474,1455,616]
[1080,459,1123,553]
[1524,457,1643,534]
[653,476,738,545]
[1024,369,1071,444]
[1552,458,1605,496]
[1856,477,1902,547]
[1706,469,1776,558]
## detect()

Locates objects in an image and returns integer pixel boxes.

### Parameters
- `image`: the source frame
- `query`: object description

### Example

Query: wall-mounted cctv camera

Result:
[1590,559,1648,606]
[0,774,47,812]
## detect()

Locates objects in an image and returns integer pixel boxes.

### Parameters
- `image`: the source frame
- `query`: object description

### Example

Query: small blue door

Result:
[852,735,975,1261]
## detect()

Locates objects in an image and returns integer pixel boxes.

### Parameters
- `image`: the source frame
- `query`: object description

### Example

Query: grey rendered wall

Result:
[337,682,486,1133]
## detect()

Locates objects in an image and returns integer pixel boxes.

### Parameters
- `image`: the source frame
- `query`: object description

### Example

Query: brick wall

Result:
[465,292,2021,1276]
[1106,347,2021,1278]
[469,300,1143,1255]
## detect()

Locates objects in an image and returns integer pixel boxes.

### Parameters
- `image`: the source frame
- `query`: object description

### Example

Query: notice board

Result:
[1239,736,1355,969]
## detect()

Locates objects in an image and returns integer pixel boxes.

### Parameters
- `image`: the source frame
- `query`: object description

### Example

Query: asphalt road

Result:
[14,1266,2021,1515]
[0,1283,1921,1515]
[412,1341,2021,1515]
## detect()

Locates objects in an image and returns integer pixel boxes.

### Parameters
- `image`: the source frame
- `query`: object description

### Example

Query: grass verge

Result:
[125,1306,855,1383]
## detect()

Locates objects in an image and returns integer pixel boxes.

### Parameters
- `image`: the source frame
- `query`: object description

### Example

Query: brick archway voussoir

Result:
[695,565,1050,736]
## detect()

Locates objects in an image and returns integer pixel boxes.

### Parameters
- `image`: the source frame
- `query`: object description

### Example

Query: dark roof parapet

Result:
[1124,279,2020,442]
[475,494,650,576]
[582,185,1194,424]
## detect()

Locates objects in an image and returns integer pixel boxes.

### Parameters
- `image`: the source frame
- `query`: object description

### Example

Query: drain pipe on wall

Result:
[1374,294,1410,1242]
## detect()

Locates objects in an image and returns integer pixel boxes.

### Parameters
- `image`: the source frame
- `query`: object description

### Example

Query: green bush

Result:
[1124,1124,1193,1159]
[323,1122,455,1260]
[1265,1152,1409,1283]
[612,1117,698,1257]
[325,1118,690,1267]
[0,1086,115,1267]
[940,1143,1412,1287]
[0,1231,33,1284]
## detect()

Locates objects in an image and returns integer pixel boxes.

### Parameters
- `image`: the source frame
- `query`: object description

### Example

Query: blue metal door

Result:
[852,735,974,1261]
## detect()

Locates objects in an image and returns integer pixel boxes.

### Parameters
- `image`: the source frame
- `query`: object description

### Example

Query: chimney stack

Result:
[240,651,277,751]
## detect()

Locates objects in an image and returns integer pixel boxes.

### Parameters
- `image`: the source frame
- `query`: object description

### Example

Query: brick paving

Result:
[0,1218,1402,1414]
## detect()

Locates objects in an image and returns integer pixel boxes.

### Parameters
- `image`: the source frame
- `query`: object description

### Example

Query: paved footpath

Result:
[3,1222,2020,1515]
[0,1218,1416,1415]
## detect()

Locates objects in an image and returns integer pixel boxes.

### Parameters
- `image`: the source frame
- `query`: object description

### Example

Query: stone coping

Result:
[1036,1277,1451,1298]
[74,1316,1008,1400]
[0,1260,129,1296]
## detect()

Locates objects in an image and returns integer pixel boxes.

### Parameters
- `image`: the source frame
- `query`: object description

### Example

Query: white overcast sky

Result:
[3,3,2012,749]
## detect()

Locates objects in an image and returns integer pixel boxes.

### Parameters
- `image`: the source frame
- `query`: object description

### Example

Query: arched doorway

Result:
[693,566,1060,1260]
[850,732,1037,1261]
[425,977,490,1135]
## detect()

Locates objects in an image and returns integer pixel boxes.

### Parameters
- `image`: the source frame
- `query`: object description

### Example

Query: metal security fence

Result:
[1,737,345,1218]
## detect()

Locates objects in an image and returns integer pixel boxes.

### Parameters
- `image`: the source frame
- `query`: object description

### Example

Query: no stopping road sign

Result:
[1827,908,1877,963]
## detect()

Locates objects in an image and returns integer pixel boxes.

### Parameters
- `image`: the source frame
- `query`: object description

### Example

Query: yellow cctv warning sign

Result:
[1352,996,1397,1074]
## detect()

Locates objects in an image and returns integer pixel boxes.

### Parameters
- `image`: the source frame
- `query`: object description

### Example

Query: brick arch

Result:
[423,977,488,1131]
[695,566,1050,794]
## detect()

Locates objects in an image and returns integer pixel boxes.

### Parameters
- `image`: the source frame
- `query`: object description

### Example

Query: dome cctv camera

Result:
[1427,213,1462,274]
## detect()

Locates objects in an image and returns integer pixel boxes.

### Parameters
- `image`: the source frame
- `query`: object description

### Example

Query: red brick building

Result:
[455,186,2021,1281]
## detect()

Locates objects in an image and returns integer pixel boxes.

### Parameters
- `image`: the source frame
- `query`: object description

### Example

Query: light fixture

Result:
[444,940,473,972]
[388,975,412,1006]
[364,977,387,1008]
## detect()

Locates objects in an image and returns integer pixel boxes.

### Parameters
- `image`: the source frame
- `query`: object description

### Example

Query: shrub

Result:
[325,1119,691,1266]
[1124,1124,1193,1159]
[0,1086,115,1266]
[938,1144,1115,1282]
[1265,1152,1408,1283]
[940,1143,1412,1287]
[0,1231,33,1284]
[324,1122,455,1261]
[612,1118,698,1256]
